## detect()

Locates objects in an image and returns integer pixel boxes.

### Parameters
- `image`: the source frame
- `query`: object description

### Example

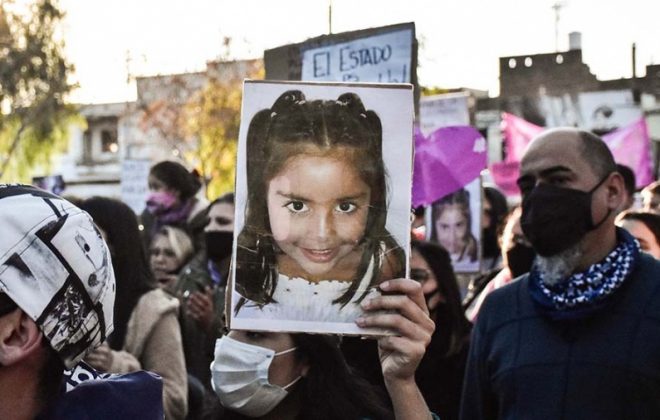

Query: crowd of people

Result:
[1,127,659,419]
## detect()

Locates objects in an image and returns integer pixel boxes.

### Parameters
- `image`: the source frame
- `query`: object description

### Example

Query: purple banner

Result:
[413,125,487,207]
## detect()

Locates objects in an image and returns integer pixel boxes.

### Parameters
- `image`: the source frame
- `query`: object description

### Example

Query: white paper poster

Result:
[230,80,414,335]
[301,29,413,83]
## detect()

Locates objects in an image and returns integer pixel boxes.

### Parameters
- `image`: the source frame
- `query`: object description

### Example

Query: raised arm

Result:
[357,278,436,420]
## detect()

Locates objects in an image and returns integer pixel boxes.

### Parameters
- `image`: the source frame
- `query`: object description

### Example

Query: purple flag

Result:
[413,125,487,207]
[602,117,653,188]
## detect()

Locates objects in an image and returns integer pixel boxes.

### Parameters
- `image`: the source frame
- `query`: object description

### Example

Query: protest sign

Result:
[419,92,470,136]
[425,177,482,273]
[301,28,413,83]
[230,80,414,335]
[120,159,151,214]
[264,22,419,109]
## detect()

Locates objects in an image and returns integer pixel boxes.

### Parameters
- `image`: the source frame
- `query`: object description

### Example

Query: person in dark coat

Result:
[461,128,660,419]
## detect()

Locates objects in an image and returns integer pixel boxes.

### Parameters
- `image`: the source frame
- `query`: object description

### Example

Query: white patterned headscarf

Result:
[0,184,115,369]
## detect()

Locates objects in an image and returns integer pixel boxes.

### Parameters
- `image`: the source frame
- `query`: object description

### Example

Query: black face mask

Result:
[520,176,611,257]
[482,227,500,259]
[506,243,536,278]
[205,231,234,262]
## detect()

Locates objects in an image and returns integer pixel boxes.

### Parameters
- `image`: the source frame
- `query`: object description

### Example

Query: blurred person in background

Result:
[80,196,188,420]
[641,180,660,213]
[616,163,636,211]
[174,193,235,418]
[616,210,660,259]
[150,226,195,291]
[142,161,209,252]
[481,186,509,271]
[409,241,472,420]
[464,207,535,322]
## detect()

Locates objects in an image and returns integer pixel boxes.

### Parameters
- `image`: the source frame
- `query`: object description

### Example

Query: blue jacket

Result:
[460,253,660,419]
[37,363,164,419]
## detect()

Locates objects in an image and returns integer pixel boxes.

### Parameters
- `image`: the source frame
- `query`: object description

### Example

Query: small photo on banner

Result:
[426,177,482,273]
[229,80,414,335]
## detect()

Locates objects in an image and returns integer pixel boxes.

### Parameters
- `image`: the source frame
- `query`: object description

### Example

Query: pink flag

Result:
[491,115,654,196]
[413,126,487,207]
[602,117,654,188]
[502,112,543,162]
[489,161,522,196]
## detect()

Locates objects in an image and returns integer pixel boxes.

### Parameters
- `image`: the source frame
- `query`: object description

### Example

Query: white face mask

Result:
[211,335,302,418]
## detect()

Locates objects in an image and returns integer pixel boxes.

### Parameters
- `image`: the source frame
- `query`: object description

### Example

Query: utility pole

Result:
[328,0,333,34]
[552,2,565,52]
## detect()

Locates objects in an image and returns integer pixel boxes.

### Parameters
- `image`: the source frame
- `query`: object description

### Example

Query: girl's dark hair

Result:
[411,240,472,356]
[150,160,202,201]
[235,90,404,310]
[39,341,66,407]
[78,197,155,350]
[210,191,235,207]
[482,186,509,259]
[292,334,393,420]
[618,210,660,246]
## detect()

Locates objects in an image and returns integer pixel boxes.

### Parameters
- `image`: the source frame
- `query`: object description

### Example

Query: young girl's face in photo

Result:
[266,146,371,280]
[435,204,469,255]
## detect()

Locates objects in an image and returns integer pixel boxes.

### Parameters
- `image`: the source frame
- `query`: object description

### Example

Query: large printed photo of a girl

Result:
[229,81,414,335]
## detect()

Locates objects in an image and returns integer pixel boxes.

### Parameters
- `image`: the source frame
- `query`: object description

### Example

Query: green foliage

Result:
[0,0,76,182]
[183,61,263,199]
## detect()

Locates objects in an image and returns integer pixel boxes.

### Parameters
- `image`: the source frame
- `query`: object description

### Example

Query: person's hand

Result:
[356,279,435,420]
[153,270,179,291]
[187,286,215,334]
[356,278,435,382]
[85,342,114,372]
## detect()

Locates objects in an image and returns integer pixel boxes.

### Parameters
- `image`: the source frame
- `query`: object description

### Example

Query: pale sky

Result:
[58,0,660,104]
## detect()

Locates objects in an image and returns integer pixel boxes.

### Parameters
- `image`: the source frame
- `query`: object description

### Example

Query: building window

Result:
[508,58,517,69]
[101,129,118,153]
[524,57,533,67]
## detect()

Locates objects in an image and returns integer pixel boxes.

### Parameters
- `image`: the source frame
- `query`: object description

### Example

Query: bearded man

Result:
[460,129,660,419]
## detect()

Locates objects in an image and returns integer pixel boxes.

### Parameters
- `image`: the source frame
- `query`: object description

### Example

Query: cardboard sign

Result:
[301,28,413,83]
[230,80,414,335]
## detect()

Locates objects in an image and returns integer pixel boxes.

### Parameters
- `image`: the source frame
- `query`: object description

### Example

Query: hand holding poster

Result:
[230,80,413,335]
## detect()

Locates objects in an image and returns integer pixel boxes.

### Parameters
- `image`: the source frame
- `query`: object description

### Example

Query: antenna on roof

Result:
[552,2,566,52]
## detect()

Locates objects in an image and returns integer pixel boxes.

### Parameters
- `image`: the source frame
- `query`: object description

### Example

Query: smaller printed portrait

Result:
[229,80,414,335]
[427,178,482,273]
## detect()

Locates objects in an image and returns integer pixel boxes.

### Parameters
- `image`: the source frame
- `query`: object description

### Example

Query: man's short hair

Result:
[616,164,636,197]
[578,131,617,179]
[0,184,116,369]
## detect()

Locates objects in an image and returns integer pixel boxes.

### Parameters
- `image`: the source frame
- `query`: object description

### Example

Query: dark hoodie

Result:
[37,362,164,420]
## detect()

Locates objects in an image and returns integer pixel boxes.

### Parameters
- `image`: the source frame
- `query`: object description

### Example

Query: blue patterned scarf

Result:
[529,229,640,320]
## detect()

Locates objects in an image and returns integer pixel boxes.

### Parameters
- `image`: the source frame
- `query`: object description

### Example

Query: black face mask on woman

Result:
[520,175,611,257]
[205,231,234,262]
